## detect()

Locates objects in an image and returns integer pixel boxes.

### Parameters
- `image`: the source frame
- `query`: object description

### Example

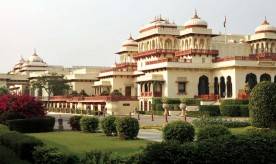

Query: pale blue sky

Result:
[0,0,275,72]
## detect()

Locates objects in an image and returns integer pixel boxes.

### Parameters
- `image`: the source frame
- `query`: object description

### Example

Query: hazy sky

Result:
[0,0,275,72]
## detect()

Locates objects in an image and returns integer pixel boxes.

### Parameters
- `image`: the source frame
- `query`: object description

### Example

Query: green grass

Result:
[27,131,151,157]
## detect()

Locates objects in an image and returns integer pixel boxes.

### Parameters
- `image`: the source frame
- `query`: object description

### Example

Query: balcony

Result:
[175,49,219,57]
[195,94,219,101]
[140,92,162,97]
[133,49,177,59]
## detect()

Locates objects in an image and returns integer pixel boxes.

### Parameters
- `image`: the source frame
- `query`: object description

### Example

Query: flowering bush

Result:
[0,94,45,118]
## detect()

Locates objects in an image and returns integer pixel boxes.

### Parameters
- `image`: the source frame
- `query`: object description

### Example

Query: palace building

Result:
[2,11,276,114]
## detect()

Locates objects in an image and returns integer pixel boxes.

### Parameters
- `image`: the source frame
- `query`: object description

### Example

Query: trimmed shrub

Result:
[181,98,201,106]
[192,117,250,128]
[116,117,139,139]
[7,116,55,133]
[163,121,195,143]
[101,116,117,136]
[32,146,79,164]
[0,131,43,162]
[139,134,276,164]
[220,105,241,117]
[240,105,249,117]
[0,110,25,124]
[0,123,9,133]
[199,105,220,116]
[80,150,123,164]
[0,145,30,164]
[220,99,249,106]
[139,142,195,164]
[80,116,99,133]
[33,146,68,164]
[197,125,231,141]
[68,115,82,131]
[249,81,276,128]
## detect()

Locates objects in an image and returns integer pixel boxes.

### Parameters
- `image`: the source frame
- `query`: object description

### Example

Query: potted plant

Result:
[162,97,169,122]
[179,97,187,121]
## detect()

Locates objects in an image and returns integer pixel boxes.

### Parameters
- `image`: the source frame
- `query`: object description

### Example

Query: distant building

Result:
[2,11,276,114]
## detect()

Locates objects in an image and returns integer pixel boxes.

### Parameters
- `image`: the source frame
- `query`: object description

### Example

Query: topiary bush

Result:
[249,81,276,128]
[68,115,82,131]
[0,110,26,124]
[80,116,99,133]
[7,116,55,133]
[101,116,117,136]
[163,121,195,143]
[116,117,139,139]
[197,125,231,141]
[199,105,220,116]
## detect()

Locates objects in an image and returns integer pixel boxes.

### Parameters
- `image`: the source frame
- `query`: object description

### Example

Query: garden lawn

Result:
[27,131,151,157]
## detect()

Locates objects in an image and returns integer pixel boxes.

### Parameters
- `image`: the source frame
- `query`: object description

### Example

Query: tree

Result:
[249,81,276,128]
[31,73,71,99]
[79,89,88,96]
[0,87,8,96]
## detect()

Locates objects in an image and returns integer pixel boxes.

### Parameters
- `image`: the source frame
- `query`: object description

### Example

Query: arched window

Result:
[226,76,232,98]
[214,77,219,95]
[245,73,257,90]
[140,101,143,111]
[165,39,172,50]
[198,75,209,96]
[260,73,271,82]
[274,76,276,83]
[220,76,226,98]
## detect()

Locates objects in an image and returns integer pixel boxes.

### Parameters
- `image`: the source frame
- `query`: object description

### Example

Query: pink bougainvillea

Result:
[0,94,45,118]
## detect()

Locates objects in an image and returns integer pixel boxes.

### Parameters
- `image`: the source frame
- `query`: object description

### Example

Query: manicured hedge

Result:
[220,105,241,117]
[220,99,249,106]
[192,117,250,128]
[0,131,43,162]
[197,125,231,141]
[139,133,276,164]
[116,117,139,139]
[0,145,30,164]
[151,98,200,111]
[163,121,195,143]
[240,105,249,117]
[7,116,55,133]
[32,146,78,164]
[199,105,220,116]
[0,110,25,124]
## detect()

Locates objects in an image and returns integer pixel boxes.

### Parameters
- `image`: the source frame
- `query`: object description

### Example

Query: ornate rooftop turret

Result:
[184,10,208,29]
[255,17,276,34]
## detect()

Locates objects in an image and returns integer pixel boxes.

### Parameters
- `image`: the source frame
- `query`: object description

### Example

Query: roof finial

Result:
[128,33,133,40]
[33,48,37,55]
[193,9,199,19]
[262,16,269,25]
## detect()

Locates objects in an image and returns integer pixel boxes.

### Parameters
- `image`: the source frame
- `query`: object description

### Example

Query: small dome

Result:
[255,18,276,34]
[28,52,44,62]
[13,57,25,70]
[122,35,138,47]
[184,11,208,29]
[139,16,177,32]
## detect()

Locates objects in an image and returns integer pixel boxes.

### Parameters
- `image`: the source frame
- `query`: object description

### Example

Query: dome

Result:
[255,18,276,34]
[122,35,138,47]
[184,11,208,29]
[28,52,44,62]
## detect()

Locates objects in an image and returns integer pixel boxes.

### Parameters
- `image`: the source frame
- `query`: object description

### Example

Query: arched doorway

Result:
[226,76,232,98]
[220,76,226,98]
[214,77,219,95]
[260,73,271,82]
[245,73,257,90]
[198,75,209,96]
